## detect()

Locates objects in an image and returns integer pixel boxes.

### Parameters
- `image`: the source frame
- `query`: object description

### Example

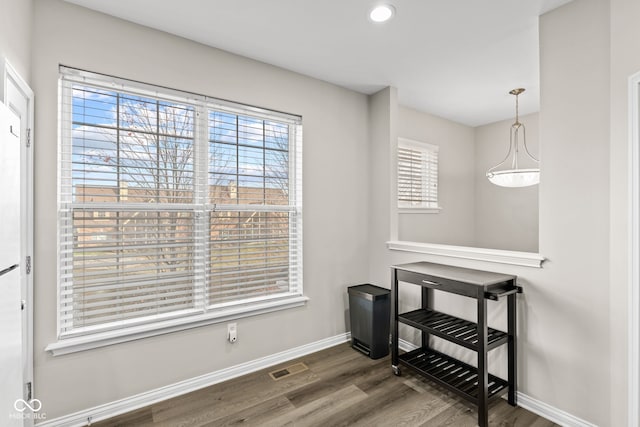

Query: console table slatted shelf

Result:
[399,308,508,351]
[399,348,509,401]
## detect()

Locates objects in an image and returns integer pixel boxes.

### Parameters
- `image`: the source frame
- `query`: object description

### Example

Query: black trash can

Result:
[348,284,390,359]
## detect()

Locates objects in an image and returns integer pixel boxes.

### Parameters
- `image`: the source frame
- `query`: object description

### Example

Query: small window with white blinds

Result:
[397,138,440,210]
[56,66,303,343]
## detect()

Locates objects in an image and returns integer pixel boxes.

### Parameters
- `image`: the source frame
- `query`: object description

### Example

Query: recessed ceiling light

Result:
[369,4,395,23]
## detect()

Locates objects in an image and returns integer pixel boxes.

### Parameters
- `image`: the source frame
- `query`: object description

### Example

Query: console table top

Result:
[392,261,516,287]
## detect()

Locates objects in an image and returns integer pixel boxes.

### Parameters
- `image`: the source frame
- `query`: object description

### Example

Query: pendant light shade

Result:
[486,88,539,188]
[487,168,539,187]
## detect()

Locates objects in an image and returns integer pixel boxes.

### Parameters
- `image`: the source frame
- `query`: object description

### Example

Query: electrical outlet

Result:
[228,323,237,343]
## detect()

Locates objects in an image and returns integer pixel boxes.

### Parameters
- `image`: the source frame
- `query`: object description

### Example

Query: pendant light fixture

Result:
[486,88,540,188]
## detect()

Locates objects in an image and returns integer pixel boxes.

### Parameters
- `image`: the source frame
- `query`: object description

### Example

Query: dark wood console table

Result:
[390,262,521,427]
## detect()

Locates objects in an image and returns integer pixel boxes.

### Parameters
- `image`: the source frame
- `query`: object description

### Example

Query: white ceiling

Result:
[64,0,572,127]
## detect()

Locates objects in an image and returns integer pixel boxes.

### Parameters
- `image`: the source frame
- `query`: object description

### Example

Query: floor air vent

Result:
[268,362,309,381]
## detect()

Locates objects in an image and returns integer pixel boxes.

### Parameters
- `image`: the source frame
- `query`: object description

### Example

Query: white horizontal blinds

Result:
[397,139,439,209]
[208,211,290,304]
[60,209,198,332]
[289,124,303,296]
[59,69,200,335]
[59,66,302,337]
[208,110,298,306]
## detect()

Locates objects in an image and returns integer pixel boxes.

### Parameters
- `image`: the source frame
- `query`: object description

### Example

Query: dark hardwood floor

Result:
[92,343,558,427]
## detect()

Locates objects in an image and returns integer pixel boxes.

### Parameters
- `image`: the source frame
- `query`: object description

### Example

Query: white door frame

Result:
[629,70,640,427]
[3,59,34,422]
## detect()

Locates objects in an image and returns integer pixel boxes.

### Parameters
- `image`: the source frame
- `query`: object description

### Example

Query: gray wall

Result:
[32,0,370,418]
[474,113,539,252]
[397,106,476,246]
[368,87,397,243]
[537,1,610,422]
[368,1,613,425]
[0,0,33,94]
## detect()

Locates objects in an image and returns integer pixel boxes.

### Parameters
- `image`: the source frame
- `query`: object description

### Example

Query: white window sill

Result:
[45,295,309,356]
[387,240,545,268]
[398,207,442,214]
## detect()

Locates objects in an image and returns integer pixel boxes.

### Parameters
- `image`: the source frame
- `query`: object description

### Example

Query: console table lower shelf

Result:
[397,347,509,403]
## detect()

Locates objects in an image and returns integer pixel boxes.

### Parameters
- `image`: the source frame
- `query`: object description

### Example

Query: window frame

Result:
[396,137,441,214]
[47,67,306,356]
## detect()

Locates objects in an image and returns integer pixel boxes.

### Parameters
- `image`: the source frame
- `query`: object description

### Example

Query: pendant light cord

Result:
[515,91,520,124]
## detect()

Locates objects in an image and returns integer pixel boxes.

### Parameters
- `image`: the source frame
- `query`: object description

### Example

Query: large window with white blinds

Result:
[397,138,440,210]
[57,66,303,342]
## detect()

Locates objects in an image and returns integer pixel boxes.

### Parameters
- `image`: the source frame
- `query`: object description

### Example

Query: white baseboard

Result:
[397,339,597,427]
[516,393,598,427]
[36,333,351,427]
[398,337,419,353]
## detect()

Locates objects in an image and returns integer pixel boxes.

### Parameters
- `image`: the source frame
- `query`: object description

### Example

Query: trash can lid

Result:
[348,284,390,299]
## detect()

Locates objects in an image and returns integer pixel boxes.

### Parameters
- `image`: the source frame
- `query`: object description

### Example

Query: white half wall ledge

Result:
[387,240,545,268]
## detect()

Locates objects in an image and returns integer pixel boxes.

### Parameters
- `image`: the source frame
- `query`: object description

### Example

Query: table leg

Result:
[508,287,517,406]
[391,268,399,373]
[477,290,488,427]
[421,286,430,350]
